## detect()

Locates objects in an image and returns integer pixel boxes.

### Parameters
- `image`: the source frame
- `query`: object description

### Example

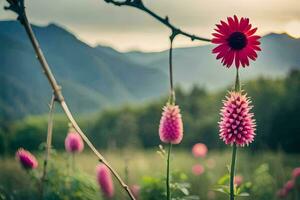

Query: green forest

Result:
[1,69,299,154]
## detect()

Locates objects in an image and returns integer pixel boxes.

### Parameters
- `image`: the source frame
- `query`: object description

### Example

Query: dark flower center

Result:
[227,32,247,50]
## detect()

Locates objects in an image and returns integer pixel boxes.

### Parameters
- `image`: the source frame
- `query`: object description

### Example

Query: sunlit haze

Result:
[1,0,300,52]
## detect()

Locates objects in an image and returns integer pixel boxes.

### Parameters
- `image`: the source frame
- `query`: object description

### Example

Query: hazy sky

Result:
[1,0,300,52]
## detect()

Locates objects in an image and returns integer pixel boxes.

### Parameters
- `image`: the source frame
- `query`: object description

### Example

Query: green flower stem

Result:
[230,144,237,200]
[168,36,176,105]
[230,68,240,200]
[72,153,75,172]
[166,143,172,200]
[235,68,241,92]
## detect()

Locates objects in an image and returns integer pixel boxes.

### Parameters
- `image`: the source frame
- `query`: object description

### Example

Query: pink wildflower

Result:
[292,167,300,179]
[96,164,114,198]
[192,143,208,158]
[192,164,205,176]
[16,148,38,169]
[284,180,294,192]
[219,91,256,146]
[65,131,84,153]
[159,104,183,144]
[234,175,243,186]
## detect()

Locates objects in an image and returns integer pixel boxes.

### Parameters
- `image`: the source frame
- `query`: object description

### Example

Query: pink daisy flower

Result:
[65,131,84,153]
[16,148,38,169]
[96,164,114,198]
[192,143,208,158]
[212,15,261,68]
[159,104,183,144]
[219,91,256,147]
[192,164,205,176]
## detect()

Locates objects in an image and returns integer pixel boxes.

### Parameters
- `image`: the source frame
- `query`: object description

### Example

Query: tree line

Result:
[1,70,299,154]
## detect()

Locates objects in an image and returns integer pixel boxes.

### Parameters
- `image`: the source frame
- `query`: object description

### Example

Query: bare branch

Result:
[104,0,211,42]
[5,1,136,199]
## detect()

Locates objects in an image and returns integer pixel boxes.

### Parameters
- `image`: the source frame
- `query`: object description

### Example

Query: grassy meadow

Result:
[1,148,299,200]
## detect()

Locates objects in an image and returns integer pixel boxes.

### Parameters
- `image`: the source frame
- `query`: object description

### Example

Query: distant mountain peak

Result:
[263,32,297,40]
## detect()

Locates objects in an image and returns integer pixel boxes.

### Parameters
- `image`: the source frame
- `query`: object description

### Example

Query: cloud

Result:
[1,0,300,51]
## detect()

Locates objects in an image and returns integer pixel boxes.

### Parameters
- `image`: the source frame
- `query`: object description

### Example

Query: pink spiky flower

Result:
[192,143,208,158]
[219,91,256,147]
[96,164,114,198]
[16,148,38,170]
[65,131,84,153]
[159,103,183,144]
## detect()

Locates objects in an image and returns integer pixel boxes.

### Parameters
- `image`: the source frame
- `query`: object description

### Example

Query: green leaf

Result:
[217,174,230,185]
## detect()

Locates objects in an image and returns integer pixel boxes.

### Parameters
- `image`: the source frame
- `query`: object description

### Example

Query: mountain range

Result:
[0,20,167,120]
[1,20,299,119]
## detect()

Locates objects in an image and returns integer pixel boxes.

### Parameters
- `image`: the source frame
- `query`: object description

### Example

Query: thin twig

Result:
[5,1,136,199]
[40,95,55,199]
[104,0,211,42]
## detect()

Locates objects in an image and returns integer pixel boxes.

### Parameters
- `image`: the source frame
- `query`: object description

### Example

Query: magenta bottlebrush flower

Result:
[96,164,114,198]
[192,143,208,158]
[159,104,183,144]
[130,185,140,200]
[219,91,256,147]
[292,167,300,179]
[65,131,84,153]
[234,175,243,186]
[16,148,38,169]
[192,164,205,176]
[212,15,261,68]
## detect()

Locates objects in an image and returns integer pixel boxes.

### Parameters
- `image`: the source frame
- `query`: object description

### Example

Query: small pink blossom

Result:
[219,91,256,147]
[192,143,208,158]
[192,164,205,176]
[159,103,183,144]
[96,164,114,198]
[284,180,294,192]
[16,148,38,169]
[234,175,243,186]
[65,131,84,153]
[292,167,300,179]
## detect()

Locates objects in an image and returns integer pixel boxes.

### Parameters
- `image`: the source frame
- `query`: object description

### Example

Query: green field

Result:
[1,149,299,200]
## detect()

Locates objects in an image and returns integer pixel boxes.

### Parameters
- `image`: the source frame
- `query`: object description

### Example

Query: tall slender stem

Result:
[168,37,175,105]
[5,3,136,200]
[230,68,240,200]
[230,144,237,200]
[235,68,241,92]
[40,95,55,200]
[166,143,172,200]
